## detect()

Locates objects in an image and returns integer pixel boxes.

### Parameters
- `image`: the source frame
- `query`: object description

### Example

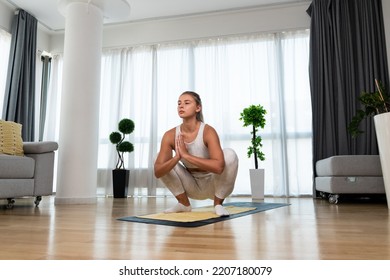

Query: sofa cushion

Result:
[0,179,34,198]
[316,155,382,176]
[315,176,385,194]
[0,154,35,178]
[0,120,24,156]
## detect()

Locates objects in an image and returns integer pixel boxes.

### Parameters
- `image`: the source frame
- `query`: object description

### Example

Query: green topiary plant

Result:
[348,79,390,137]
[109,118,135,169]
[239,104,267,169]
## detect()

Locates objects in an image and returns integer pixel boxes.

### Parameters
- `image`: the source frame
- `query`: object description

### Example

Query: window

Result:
[0,28,11,116]
[95,30,312,196]
[47,30,312,197]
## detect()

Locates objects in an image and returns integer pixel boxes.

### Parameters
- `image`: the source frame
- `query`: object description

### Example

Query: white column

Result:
[55,2,103,204]
[55,0,130,204]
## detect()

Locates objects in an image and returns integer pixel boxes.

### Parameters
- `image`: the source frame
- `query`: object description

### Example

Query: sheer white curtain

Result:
[47,29,312,197]
[98,47,157,196]
[279,31,313,196]
[0,29,11,116]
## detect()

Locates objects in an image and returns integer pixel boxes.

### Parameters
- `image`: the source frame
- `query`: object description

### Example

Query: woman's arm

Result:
[154,129,180,178]
[178,125,225,174]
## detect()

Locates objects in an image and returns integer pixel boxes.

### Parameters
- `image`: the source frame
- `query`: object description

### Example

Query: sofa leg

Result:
[319,192,328,199]
[6,198,15,209]
[34,196,42,207]
[328,194,339,204]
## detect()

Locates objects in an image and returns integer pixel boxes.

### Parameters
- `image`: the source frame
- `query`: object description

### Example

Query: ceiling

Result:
[2,0,307,32]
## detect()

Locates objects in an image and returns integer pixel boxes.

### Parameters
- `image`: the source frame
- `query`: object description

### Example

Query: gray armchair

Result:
[0,141,58,208]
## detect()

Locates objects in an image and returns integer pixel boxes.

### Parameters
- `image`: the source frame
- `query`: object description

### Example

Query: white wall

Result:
[0,1,51,53]
[50,2,311,53]
[0,1,14,32]
[36,28,51,53]
[2,0,390,78]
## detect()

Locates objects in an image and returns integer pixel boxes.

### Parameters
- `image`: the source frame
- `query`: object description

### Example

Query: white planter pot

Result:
[374,112,390,209]
[249,169,265,199]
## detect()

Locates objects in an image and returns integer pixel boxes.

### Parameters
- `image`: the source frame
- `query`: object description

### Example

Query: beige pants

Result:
[159,148,239,200]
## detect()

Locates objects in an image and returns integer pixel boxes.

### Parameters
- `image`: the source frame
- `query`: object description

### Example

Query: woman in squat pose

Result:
[154,91,238,216]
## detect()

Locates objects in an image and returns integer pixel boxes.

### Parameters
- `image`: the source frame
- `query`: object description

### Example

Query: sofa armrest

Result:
[23,142,58,196]
[23,142,59,154]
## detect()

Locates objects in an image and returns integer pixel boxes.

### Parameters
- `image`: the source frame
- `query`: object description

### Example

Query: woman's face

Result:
[177,94,201,119]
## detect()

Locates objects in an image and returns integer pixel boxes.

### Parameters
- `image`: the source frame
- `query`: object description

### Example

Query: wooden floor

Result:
[0,195,389,260]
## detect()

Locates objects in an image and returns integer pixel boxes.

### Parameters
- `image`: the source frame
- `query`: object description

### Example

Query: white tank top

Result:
[176,122,210,169]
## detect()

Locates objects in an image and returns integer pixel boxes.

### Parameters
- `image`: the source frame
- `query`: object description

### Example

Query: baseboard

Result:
[54,196,97,205]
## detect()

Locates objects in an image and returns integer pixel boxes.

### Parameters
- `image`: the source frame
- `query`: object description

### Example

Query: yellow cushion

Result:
[0,120,24,156]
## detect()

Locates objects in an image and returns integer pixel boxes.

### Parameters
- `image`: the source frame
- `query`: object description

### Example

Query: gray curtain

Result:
[307,0,389,178]
[39,55,51,141]
[2,10,37,141]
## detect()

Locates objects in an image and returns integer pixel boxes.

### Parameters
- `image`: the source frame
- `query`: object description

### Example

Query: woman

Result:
[154,91,239,216]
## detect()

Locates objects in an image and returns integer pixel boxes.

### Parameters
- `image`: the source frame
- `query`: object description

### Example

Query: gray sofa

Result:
[315,155,385,204]
[0,141,58,208]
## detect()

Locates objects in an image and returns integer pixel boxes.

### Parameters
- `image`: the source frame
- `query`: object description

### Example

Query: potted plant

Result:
[348,79,390,137]
[109,118,135,198]
[239,104,267,199]
[348,79,390,209]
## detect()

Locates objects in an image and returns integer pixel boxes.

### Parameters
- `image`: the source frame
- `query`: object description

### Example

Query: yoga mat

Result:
[118,202,289,227]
